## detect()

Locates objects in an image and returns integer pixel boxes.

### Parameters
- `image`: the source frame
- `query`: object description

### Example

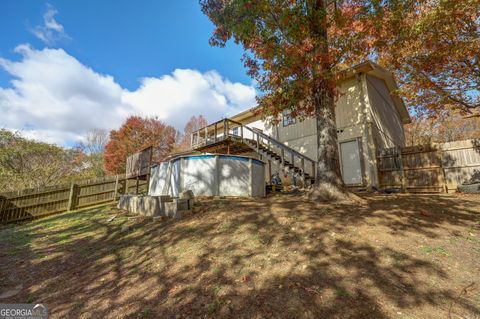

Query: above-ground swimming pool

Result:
[148,154,266,197]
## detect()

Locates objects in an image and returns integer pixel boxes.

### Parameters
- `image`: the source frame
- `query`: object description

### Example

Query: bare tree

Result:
[77,129,109,177]
[78,129,109,154]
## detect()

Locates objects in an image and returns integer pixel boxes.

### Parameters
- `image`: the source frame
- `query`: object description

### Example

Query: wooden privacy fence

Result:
[0,175,148,224]
[377,139,480,193]
[126,146,153,178]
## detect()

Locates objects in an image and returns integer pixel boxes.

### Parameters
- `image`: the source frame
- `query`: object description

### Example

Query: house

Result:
[190,61,411,188]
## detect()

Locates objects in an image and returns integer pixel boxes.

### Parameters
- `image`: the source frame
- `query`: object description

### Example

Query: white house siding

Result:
[233,76,372,186]
[275,77,367,156]
[272,77,376,186]
[246,118,269,133]
[336,77,366,129]
[234,116,275,140]
[272,115,317,160]
[277,117,317,143]
[366,74,406,148]
[337,75,375,186]
[232,73,406,187]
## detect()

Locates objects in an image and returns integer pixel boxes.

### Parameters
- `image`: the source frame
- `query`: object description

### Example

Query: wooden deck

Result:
[190,118,317,184]
[192,135,253,154]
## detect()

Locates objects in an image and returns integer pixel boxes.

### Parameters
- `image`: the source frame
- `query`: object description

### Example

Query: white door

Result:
[340,140,363,185]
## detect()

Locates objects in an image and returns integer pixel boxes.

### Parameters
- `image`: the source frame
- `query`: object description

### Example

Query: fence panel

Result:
[441,140,480,192]
[376,151,402,188]
[0,175,149,224]
[377,139,480,193]
[0,185,71,223]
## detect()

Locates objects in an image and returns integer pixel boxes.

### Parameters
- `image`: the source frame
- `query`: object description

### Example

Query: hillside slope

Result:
[1,194,479,318]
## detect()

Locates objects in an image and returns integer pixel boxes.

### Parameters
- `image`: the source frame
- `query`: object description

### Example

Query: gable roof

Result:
[230,60,411,124]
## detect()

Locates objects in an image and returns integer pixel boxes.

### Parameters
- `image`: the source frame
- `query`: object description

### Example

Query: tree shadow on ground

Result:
[0,193,479,318]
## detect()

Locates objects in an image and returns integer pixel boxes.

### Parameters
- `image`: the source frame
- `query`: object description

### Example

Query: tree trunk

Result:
[307,84,353,201]
[308,0,349,200]
[314,86,345,190]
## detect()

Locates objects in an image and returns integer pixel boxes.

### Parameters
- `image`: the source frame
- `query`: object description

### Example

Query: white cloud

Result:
[0,45,257,146]
[30,4,70,45]
[17,128,82,146]
[123,69,256,129]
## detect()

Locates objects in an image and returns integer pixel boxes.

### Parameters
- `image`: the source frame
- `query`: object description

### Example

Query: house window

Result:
[232,127,239,136]
[282,110,296,127]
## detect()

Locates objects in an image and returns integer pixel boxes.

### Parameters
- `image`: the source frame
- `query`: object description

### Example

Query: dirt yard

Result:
[0,193,479,318]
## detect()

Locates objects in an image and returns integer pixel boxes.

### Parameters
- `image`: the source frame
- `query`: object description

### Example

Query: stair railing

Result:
[190,118,317,179]
[227,119,316,178]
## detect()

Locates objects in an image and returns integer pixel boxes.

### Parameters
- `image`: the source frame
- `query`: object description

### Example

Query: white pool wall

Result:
[149,154,266,197]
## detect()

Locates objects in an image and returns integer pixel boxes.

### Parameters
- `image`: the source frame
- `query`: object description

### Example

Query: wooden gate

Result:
[376,139,480,193]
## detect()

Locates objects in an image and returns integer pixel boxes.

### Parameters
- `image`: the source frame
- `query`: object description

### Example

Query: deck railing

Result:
[190,118,316,178]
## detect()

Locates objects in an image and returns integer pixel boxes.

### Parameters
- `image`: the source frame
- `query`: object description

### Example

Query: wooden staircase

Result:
[191,118,316,186]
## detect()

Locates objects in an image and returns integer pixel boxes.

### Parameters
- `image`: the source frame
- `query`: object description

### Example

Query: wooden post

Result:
[67,183,78,211]
[240,125,243,140]
[397,147,407,192]
[135,177,140,194]
[256,133,260,151]
[214,122,218,142]
[268,160,272,182]
[301,158,305,185]
[439,149,448,193]
[125,178,130,194]
[225,119,229,138]
[146,173,150,195]
[311,161,315,181]
[223,119,227,138]
[113,174,119,201]
[147,149,152,194]
[204,126,208,144]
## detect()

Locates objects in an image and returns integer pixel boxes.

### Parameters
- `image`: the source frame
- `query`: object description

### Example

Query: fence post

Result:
[113,175,119,201]
[311,161,316,183]
[439,148,448,193]
[301,158,305,187]
[67,183,78,211]
[397,147,407,192]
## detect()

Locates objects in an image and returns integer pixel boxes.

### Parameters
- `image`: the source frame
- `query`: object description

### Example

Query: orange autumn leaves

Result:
[103,115,208,174]
[104,116,177,174]
[201,0,479,119]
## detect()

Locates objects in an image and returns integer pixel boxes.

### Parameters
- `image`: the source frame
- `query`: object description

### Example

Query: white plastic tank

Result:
[149,154,266,197]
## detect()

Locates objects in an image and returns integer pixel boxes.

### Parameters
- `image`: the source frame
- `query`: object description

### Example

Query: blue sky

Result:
[0,1,257,145]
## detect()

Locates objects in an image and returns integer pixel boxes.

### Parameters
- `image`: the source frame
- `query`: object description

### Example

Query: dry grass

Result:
[1,193,479,318]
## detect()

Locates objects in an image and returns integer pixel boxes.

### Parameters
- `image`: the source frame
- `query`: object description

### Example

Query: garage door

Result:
[340,140,363,185]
